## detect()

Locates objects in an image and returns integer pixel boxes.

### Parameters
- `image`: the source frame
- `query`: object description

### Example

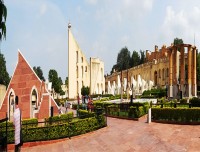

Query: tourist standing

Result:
[13,96,22,152]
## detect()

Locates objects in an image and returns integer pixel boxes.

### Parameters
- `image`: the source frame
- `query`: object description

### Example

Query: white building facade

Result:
[68,23,105,99]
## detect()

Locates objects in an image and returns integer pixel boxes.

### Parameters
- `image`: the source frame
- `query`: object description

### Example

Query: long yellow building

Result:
[105,44,197,99]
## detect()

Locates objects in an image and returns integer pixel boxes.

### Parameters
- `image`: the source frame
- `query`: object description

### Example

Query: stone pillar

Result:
[192,48,197,96]
[188,46,192,97]
[180,46,185,94]
[173,48,178,98]
[169,49,173,97]
[147,108,151,123]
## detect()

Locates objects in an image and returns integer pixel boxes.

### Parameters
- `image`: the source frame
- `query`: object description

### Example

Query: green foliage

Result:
[173,37,183,46]
[111,47,131,74]
[142,88,166,98]
[81,86,90,96]
[130,50,140,67]
[152,108,200,122]
[106,102,149,119]
[48,69,63,94]
[46,112,73,125]
[190,97,200,107]
[117,47,130,71]
[33,66,45,81]
[78,109,95,119]
[0,0,7,41]
[4,114,106,144]
[22,118,38,128]
[0,53,10,87]
[180,98,187,104]
[139,50,145,65]
[65,77,68,87]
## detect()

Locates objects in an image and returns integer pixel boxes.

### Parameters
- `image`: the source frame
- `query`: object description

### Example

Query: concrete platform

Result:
[10,117,200,152]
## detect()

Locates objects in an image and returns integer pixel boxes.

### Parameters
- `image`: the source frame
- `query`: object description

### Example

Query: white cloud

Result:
[4,0,68,81]
[40,4,47,15]
[161,5,200,46]
[85,0,97,5]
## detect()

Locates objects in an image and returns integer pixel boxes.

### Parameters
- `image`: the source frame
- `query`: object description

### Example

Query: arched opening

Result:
[8,89,15,121]
[31,88,38,118]
[154,71,158,86]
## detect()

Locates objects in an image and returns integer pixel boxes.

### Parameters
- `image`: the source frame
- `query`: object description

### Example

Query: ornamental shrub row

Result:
[46,112,73,125]
[106,102,149,119]
[190,97,200,107]
[78,110,95,119]
[152,108,200,122]
[4,114,106,144]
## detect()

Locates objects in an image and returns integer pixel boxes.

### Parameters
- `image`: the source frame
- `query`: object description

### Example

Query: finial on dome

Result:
[68,22,71,29]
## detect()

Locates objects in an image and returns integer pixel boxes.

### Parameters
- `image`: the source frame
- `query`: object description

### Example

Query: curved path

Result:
[11,117,200,152]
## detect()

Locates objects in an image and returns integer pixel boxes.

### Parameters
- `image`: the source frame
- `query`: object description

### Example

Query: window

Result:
[81,57,83,63]
[85,66,87,72]
[76,66,79,78]
[81,66,83,78]
[162,69,164,80]
[76,51,78,63]
[159,69,161,78]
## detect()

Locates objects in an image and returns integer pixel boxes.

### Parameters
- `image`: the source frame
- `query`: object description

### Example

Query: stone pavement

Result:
[10,117,200,152]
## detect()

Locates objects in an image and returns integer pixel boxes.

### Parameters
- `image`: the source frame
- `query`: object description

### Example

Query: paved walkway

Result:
[11,117,200,152]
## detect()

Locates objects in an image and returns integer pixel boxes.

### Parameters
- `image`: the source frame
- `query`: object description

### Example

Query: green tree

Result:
[0,0,7,41]
[0,52,10,87]
[173,38,183,46]
[65,77,68,86]
[110,64,117,74]
[81,86,90,96]
[48,69,63,94]
[116,47,130,71]
[33,66,45,81]
[130,50,140,67]
[140,50,145,64]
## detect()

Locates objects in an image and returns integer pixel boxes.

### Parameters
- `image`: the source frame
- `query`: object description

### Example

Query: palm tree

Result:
[0,0,7,41]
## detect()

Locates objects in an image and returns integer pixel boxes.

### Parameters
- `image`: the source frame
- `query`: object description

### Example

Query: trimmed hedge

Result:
[4,114,106,144]
[190,97,200,107]
[106,102,149,119]
[46,112,73,125]
[152,108,200,122]
[78,110,95,119]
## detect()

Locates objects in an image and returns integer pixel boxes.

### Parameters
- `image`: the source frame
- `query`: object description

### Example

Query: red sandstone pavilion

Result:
[0,50,59,120]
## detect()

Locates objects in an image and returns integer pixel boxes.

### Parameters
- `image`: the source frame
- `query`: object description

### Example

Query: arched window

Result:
[31,87,38,118]
[8,89,15,121]
[159,69,161,78]
[162,69,164,80]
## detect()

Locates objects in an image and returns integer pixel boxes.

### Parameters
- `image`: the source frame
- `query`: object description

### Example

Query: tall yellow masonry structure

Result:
[68,23,105,99]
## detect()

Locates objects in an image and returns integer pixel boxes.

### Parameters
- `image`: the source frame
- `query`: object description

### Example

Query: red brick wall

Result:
[0,52,42,119]
[38,95,50,119]
[0,51,59,120]
[50,97,59,116]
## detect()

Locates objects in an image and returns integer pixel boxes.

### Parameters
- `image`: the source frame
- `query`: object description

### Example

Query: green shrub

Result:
[72,103,84,110]
[190,97,200,107]
[6,115,106,144]
[180,98,187,104]
[78,109,95,119]
[152,108,200,122]
[46,112,73,125]
[22,118,38,128]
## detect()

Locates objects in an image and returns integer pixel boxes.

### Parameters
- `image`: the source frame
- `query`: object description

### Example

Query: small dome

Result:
[68,22,71,29]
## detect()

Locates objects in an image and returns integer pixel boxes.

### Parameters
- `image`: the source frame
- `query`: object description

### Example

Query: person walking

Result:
[13,96,22,152]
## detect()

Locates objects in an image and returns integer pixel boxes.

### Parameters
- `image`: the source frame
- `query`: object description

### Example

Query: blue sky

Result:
[1,0,200,82]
